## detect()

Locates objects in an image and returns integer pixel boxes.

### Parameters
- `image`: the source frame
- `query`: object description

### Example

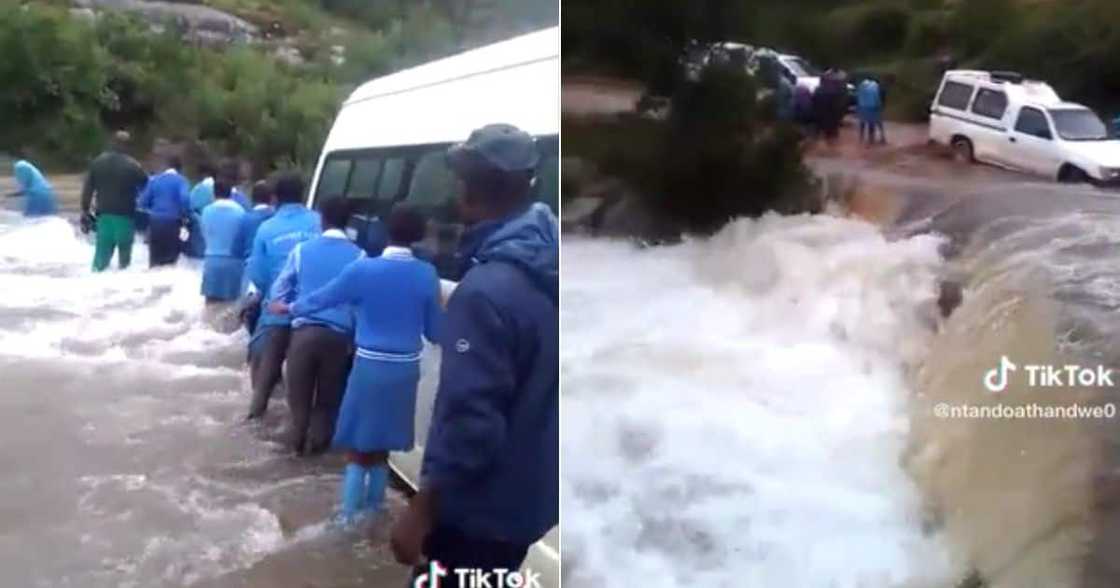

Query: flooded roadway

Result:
[0,205,422,586]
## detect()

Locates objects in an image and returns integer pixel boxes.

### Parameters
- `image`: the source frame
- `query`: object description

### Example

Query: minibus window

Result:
[535,155,559,212]
[407,150,461,219]
[377,158,407,203]
[316,158,351,202]
[346,158,383,201]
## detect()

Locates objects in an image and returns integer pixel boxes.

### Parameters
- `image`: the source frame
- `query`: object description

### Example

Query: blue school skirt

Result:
[201,255,244,301]
[332,351,421,453]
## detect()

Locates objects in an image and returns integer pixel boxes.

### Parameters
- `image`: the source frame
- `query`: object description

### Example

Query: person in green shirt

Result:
[80,131,150,272]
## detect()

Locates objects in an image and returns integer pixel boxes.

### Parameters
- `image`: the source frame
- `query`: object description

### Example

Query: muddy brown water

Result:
[0,205,419,586]
[817,147,1120,587]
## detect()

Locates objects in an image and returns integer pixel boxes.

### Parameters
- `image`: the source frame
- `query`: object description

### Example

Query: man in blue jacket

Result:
[138,156,190,267]
[245,173,320,420]
[391,124,558,580]
[268,196,364,455]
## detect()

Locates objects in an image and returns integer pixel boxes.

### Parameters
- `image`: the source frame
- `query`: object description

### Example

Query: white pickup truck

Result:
[930,70,1120,184]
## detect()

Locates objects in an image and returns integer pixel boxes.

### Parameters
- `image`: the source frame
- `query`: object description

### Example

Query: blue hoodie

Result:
[420,203,559,545]
[138,169,190,221]
[247,203,321,330]
[13,161,57,217]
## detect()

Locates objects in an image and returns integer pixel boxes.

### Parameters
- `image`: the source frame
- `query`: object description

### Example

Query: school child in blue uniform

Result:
[268,196,364,456]
[274,204,442,522]
[200,180,247,302]
[137,156,190,267]
[7,160,57,217]
[245,173,320,420]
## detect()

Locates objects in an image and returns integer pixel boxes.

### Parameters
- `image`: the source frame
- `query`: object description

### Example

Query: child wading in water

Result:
[272,204,443,522]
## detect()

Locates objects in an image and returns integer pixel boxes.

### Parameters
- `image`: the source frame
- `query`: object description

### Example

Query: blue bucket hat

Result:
[447,123,539,175]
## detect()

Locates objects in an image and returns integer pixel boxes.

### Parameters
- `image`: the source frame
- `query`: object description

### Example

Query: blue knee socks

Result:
[340,463,367,521]
[364,465,388,514]
[339,463,388,523]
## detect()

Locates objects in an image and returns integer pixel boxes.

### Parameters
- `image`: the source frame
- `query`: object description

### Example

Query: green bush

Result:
[830,2,911,62]
[565,64,811,235]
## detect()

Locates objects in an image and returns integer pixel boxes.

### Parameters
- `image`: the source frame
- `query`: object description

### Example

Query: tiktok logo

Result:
[984,355,1017,393]
[414,560,449,588]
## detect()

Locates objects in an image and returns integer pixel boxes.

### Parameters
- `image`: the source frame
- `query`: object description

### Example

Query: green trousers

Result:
[92,213,135,272]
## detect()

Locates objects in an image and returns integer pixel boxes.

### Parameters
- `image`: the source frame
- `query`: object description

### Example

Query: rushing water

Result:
[0,211,415,587]
[561,214,958,587]
[561,164,1120,586]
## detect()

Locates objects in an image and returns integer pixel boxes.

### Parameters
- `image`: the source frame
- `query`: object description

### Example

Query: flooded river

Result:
[562,156,1120,587]
[0,211,417,587]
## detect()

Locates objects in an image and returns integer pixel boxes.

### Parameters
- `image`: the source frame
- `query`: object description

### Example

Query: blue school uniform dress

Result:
[12,160,57,217]
[290,246,443,452]
[200,199,247,300]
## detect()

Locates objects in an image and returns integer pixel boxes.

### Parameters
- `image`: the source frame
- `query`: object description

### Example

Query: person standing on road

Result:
[7,160,57,217]
[245,173,320,421]
[857,76,885,145]
[391,124,559,582]
[137,156,191,268]
[267,196,365,457]
[81,131,149,272]
[273,203,441,521]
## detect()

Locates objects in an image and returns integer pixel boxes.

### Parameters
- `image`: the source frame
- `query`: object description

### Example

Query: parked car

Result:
[929,70,1120,184]
[679,41,754,82]
[751,49,857,108]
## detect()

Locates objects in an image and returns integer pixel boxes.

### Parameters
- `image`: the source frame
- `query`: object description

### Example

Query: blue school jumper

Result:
[290,246,443,451]
[270,229,365,333]
[200,199,247,300]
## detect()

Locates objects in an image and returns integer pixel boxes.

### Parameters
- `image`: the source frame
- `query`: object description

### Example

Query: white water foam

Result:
[562,214,959,587]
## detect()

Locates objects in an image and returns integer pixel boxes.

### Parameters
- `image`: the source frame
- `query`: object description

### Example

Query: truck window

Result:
[971,88,1008,120]
[1015,107,1052,139]
[937,81,974,110]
